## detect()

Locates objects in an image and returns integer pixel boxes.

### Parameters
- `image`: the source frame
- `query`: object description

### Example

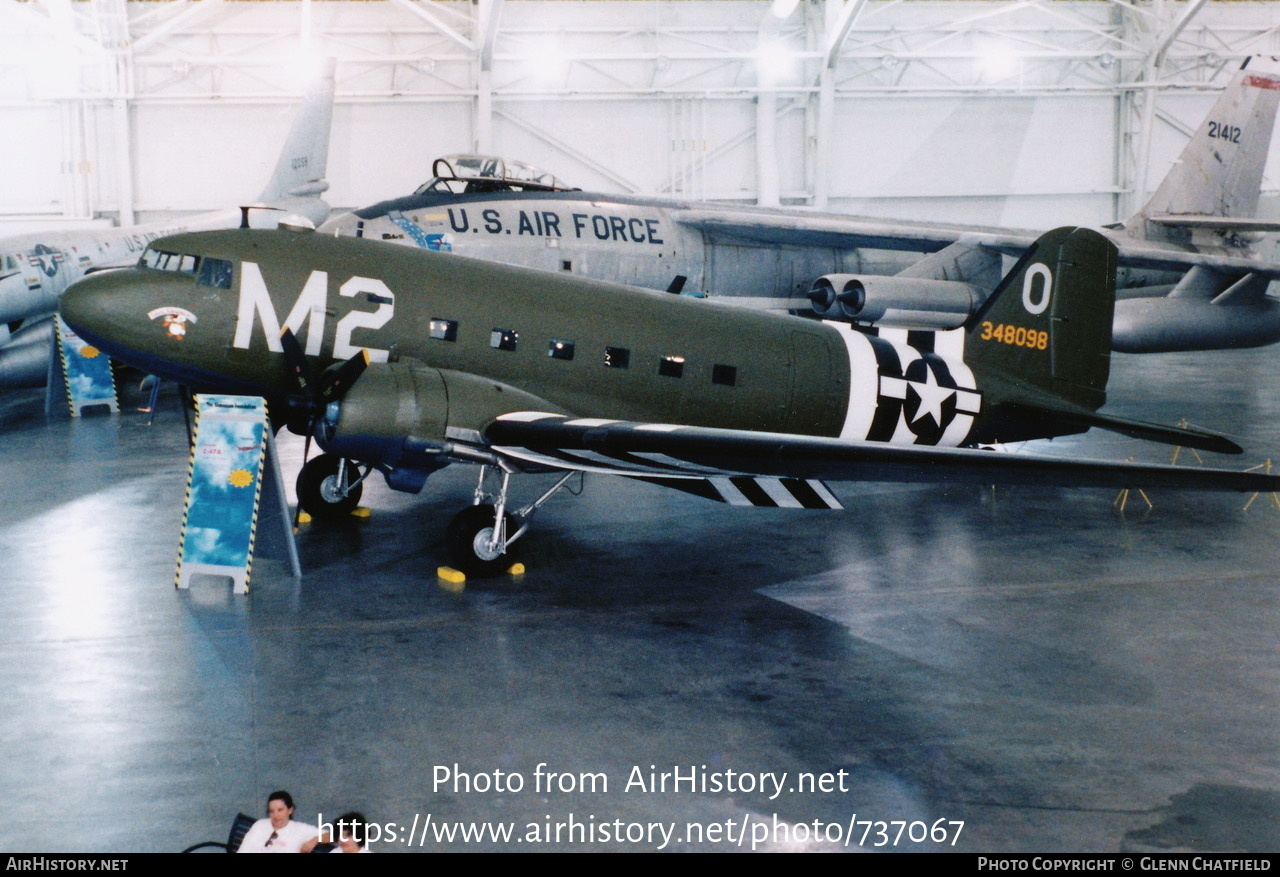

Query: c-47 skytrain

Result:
[60,222,1280,575]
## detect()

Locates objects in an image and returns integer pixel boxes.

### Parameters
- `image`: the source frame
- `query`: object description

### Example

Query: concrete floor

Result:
[1,346,1278,853]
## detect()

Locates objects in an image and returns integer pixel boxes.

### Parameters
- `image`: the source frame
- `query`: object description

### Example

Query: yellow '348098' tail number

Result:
[979,322,1048,350]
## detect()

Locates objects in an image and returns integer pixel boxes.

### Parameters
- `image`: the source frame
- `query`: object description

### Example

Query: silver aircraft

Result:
[320,56,1280,354]
[0,60,336,389]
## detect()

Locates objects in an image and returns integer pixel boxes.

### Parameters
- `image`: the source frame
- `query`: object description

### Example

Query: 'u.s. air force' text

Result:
[433,763,853,801]
[445,208,664,244]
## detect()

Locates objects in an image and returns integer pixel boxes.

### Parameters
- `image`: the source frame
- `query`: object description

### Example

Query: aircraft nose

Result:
[60,271,131,348]
[60,269,196,363]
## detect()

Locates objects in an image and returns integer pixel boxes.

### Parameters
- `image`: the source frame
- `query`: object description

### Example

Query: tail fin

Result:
[255,57,335,206]
[1127,55,1280,243]
[966,226,1117,413]
[965,226,1240,454]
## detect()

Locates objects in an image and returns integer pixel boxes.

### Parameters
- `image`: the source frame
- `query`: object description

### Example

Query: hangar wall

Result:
[1,0,1280,233]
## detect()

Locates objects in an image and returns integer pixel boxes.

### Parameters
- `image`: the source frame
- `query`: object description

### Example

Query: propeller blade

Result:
[320,349,370,403]
[278,327,314,397]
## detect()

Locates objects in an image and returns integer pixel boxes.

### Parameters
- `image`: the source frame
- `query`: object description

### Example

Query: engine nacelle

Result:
[318,360,562,493]
[0,318,54,390]
[1112,297,1280,352]
[320,361,450,473]
[807,274,983,330]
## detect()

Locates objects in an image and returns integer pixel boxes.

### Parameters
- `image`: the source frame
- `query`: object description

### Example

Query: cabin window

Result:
[712,364,737,387]
[196,258,232,289]
[430,318,458,342]
[178,254,198,274]
[549,339,575,360]
[659,355,685,378]
[604,346,630,369]
[490,328,519,352]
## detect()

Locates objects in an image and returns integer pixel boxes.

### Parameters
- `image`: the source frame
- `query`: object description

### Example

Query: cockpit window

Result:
[140,247,223,284]
[412,153,577,196]
[197,257,233,290]
[141,248,183,270]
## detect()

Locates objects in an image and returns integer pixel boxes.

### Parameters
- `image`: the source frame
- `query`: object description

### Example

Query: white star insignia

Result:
[908,366,956,428]
[30,249,59,276]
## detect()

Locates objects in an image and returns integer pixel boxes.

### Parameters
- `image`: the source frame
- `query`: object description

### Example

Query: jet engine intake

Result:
[807,275,982,330]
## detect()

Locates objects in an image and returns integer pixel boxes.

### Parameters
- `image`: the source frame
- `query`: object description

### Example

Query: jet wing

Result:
[676,209,1011,254]
[676,210,1280,280]
[484,413,1280,506]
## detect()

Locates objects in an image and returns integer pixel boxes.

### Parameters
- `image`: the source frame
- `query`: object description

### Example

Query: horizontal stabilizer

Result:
[1024,405,1242,455]
[1146,215,1280,233]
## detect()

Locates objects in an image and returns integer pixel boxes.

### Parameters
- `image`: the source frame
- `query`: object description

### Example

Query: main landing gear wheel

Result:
[296,453,363,520]
[446,504,520,578]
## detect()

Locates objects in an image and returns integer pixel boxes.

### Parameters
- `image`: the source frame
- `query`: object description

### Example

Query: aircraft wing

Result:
[676,209,1010,253]
[484,412,1280,508]
[676,210,1280,280]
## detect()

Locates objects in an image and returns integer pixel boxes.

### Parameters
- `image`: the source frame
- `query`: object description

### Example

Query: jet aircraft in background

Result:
[0,59,336,390]
[60,222,1280,576]
[320,56,1280,355]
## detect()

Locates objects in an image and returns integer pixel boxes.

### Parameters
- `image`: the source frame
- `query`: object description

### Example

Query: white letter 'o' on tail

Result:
[1021,263,1052,315]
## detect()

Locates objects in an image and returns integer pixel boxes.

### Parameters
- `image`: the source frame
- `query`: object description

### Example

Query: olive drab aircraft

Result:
[0,59,336,390]
[59,222,1280,576]
[319,56,1280,356]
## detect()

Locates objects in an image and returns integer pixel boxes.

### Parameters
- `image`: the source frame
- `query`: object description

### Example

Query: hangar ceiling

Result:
[2,0,1279,226]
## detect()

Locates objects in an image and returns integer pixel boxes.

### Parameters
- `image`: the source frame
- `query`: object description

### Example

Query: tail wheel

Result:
[446,504,520,578]
[297,453,363,519]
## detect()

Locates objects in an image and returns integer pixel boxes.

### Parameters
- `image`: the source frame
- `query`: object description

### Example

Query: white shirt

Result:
[237,818,319,853]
